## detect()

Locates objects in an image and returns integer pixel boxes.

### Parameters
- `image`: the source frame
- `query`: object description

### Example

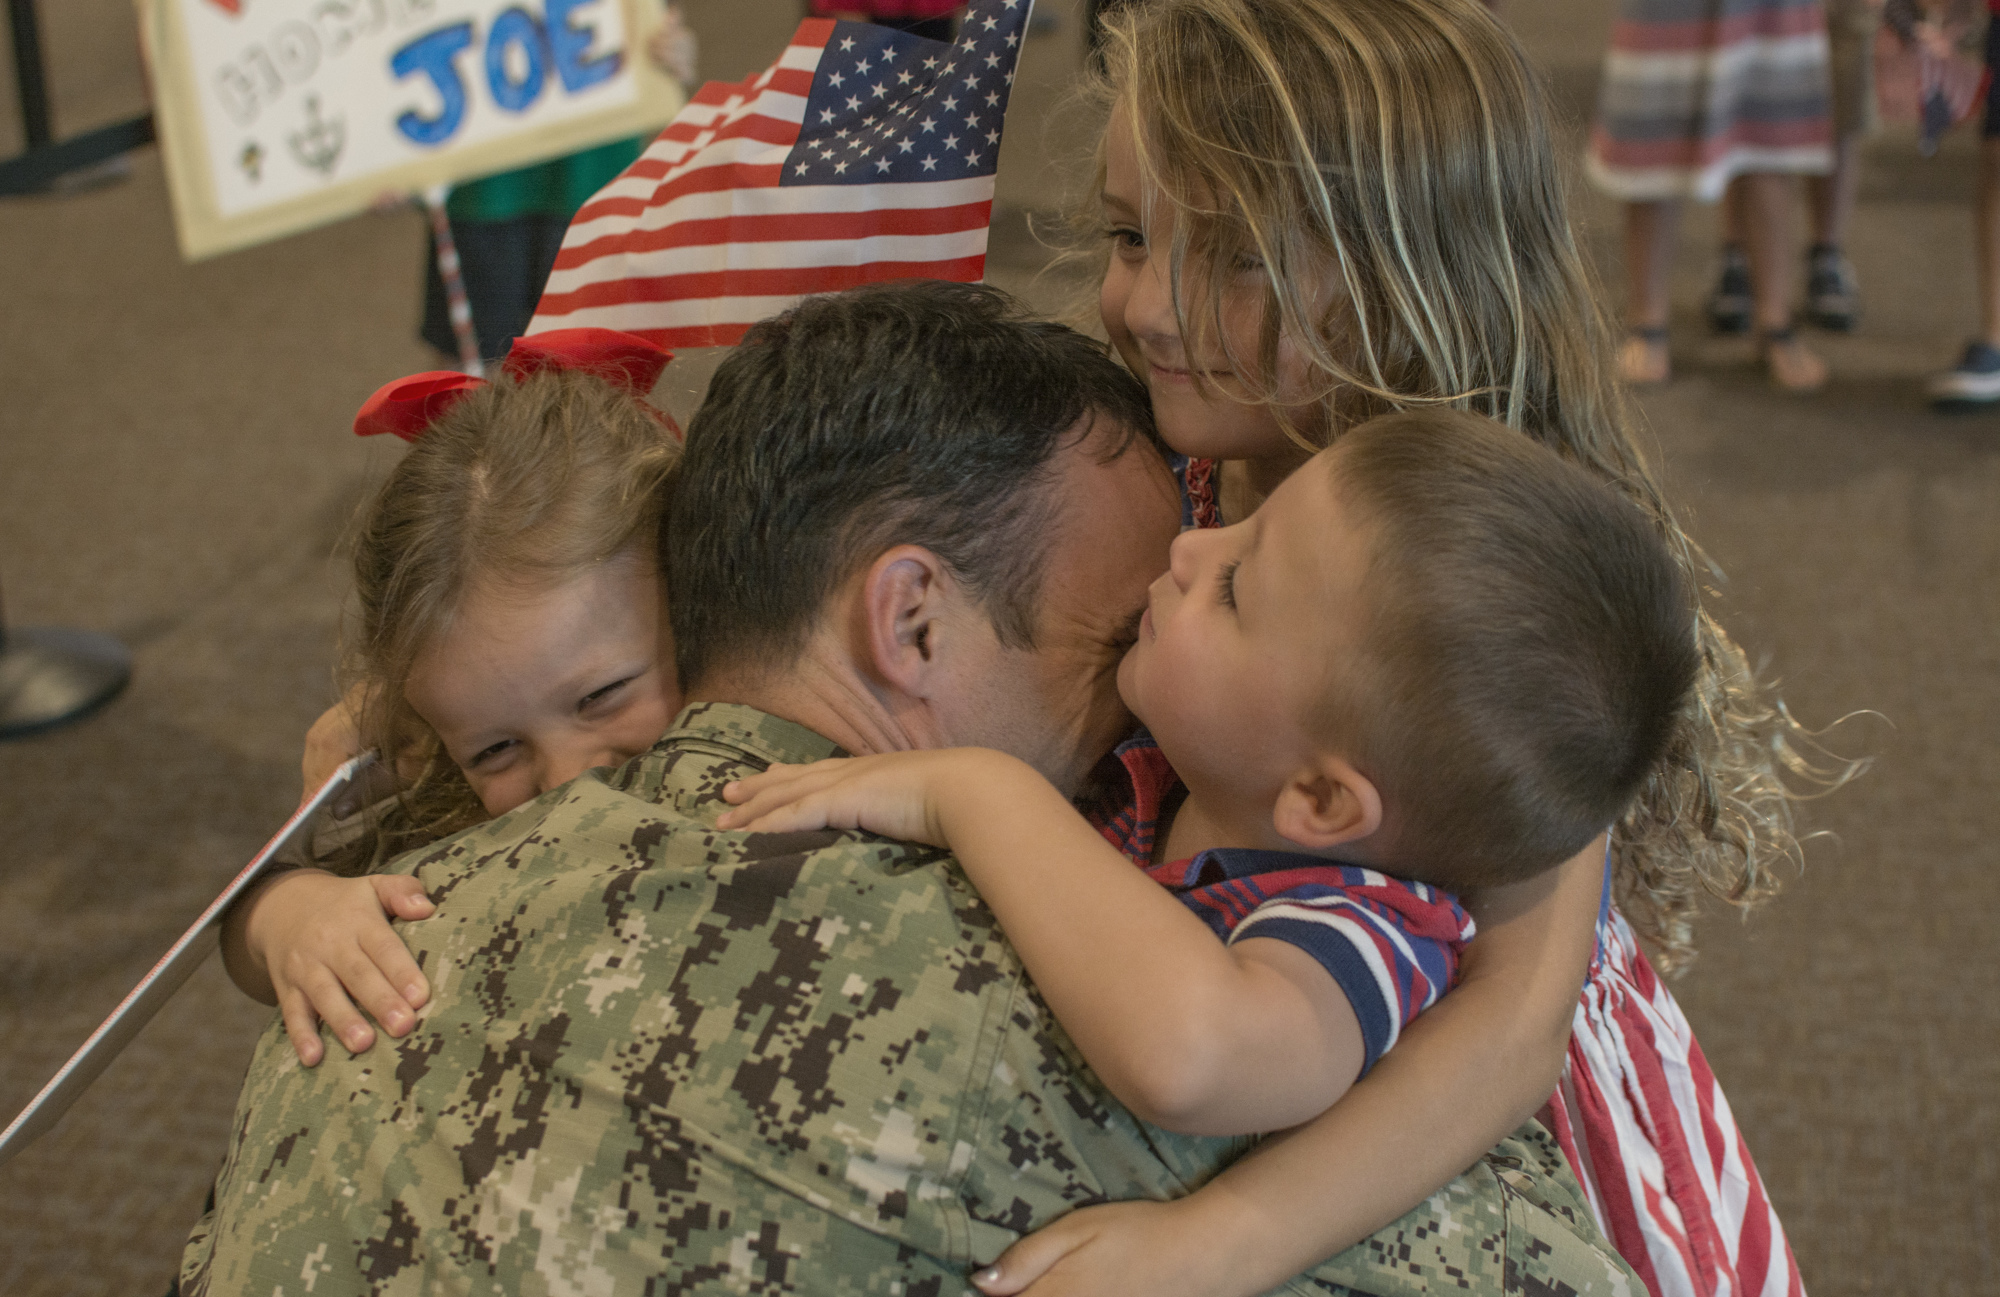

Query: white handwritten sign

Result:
[139,0,684,259]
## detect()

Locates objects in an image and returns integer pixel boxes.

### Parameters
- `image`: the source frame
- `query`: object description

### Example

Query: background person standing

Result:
[1590,0,1837,391]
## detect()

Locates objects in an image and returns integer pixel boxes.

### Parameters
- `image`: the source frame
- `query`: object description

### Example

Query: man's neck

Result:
[685,645,928,760]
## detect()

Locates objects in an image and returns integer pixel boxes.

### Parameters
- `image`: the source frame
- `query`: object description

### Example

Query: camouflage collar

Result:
[658,701,850,770]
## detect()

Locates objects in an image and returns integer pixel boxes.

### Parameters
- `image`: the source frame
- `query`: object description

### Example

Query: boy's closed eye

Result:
[1217,559,1240,610]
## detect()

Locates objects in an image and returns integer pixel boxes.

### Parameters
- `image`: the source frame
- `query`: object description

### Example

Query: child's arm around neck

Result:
[721,748,1368,1135]
[969,838,1605,1297]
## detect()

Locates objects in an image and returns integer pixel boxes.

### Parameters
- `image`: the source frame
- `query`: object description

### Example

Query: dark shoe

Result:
[1805,244,1860,332]
[1707,244,1752,334]
[1928,341,2000,408]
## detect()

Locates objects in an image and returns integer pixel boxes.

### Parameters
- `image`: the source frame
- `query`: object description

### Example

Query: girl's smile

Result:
[403,549,681,818]
[1098,102,1328,468]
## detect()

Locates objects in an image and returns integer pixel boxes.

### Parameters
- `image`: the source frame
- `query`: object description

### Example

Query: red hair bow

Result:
[353,329,676,441]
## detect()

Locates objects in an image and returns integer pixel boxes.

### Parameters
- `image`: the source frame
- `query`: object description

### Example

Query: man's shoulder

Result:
[186,711,1046,1292]
[387,702,875,879]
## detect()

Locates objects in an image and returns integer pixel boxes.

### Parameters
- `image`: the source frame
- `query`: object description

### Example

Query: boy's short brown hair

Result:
[1325,410,1698,891]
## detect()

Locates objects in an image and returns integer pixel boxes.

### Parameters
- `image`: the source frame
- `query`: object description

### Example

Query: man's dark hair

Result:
[1326,409,1699,890]
[666,280,1158,689]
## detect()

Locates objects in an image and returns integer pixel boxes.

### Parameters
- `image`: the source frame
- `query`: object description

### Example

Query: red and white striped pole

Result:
[423,183,484,377]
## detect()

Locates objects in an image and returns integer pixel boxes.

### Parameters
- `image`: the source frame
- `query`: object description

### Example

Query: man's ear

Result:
[1272,754,1383,853]
[858,545,950,697]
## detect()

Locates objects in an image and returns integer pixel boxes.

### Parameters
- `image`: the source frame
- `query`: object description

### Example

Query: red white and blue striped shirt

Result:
[1084,733,1473,1076]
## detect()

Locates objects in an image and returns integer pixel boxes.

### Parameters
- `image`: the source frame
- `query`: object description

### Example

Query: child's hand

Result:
[972,1199,1232,1297]
[717,750,1013,847]
[240,869,436,1065]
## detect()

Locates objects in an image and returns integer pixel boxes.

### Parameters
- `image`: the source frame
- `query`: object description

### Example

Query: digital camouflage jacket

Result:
[181,702,1638,1297]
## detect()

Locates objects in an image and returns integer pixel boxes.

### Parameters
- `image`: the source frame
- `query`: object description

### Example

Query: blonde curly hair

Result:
[1079,0,1855,970]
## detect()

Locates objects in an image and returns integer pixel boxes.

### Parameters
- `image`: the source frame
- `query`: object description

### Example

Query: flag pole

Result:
[0,755,373,1163]
[423,184,484,377]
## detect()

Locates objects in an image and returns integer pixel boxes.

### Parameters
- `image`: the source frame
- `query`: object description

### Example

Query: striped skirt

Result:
[1540,908,1806,1297]
[1589,0,1835,202]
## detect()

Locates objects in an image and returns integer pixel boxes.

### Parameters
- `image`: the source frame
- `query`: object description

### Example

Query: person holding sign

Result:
[414,5,697,362]
[141,0,690,261]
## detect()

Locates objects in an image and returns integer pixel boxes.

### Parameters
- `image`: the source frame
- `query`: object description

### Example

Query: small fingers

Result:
[318,943,418,1037]
[717,761,859,828]
[370,873,437,922]
[970,1265,1020,1295]
[357,924,430,1016]
[973,1220,1090,1295]
[719,761,812,805]
[293,966,377,1056]
[277,990,327,1067]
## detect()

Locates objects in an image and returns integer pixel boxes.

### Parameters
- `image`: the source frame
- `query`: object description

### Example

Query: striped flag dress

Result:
[1539,900,1808,1297]
[1589,0,1834,201]
[530,0,1030,347]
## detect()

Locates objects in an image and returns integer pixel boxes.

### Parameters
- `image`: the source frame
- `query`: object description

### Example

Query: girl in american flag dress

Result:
[967,1,1845,1295]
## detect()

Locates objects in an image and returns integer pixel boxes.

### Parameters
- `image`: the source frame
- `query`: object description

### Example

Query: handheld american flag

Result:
[530,0,1035,348]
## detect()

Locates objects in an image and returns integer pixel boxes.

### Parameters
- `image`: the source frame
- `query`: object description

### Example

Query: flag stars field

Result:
[531,0,1033,347]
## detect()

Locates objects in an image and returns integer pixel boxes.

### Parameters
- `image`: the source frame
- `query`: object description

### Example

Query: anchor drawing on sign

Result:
[239,141,264,182]
[287,96,345,177]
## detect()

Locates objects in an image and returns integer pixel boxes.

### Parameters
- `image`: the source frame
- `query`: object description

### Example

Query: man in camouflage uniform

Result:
[182,282,1637,1296]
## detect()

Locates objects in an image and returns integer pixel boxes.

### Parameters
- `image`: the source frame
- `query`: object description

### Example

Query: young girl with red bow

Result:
[218,329,683,1068]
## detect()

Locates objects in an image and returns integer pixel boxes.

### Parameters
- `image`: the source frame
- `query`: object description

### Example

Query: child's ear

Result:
[1272,755,1382,853]
[859,545,949,695]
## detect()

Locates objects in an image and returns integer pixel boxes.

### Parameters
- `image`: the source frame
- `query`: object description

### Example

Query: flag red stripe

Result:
[538,255,989,314]
[554,201,995,269]
[668,63,820,119]
[1574,1029,1670,1295]
[574,163,793,225]
[645,113,804,161]
[1730,1149,1776,1296]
